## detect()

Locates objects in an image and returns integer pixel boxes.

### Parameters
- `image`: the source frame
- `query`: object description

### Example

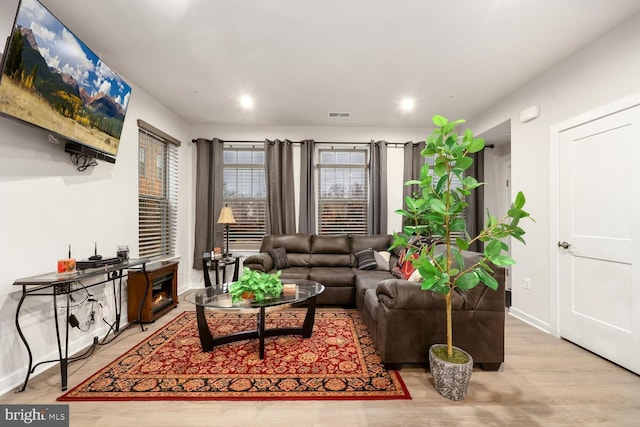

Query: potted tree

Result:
[391,114,532,400]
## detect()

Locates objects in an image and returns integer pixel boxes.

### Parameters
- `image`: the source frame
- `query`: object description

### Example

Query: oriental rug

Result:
[58,309,410,401]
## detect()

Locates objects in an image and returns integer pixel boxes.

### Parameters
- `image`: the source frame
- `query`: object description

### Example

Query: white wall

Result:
[469,13,640,332]
[0,0,194,395]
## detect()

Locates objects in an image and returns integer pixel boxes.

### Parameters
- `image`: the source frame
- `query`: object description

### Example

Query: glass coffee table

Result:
[184,280,324,359]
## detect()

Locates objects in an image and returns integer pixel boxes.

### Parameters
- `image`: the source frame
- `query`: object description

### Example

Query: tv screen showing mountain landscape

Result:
[0,0,131,158]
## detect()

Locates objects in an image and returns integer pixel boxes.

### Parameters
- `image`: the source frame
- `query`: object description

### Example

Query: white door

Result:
[558,105,640,374]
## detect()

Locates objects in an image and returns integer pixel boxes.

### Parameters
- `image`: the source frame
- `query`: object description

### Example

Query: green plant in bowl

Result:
[229,267,283,303]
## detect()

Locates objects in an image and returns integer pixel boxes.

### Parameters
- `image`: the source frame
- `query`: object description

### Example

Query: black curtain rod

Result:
[190,138,495,149]
[191,138,371,144]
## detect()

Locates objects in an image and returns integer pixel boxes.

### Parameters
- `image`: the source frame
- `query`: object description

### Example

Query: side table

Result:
[202,252,241,288]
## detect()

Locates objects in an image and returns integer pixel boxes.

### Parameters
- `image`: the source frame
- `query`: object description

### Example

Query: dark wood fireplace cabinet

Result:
[127,260,179,323]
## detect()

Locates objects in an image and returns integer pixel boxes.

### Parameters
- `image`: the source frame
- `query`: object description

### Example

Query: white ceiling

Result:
[39,0,640,129]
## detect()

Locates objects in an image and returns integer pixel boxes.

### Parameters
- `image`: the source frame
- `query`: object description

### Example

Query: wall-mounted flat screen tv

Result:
[0,0,132,163]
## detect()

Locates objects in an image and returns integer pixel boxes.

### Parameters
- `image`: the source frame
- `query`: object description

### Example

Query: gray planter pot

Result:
[428,344,473,401]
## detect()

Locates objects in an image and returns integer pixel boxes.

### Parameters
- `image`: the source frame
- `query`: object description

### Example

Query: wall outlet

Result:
[524,277,532,291]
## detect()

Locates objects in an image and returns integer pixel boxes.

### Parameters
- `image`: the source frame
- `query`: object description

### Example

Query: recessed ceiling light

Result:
[400,98,415,112]
[239,95,254,110]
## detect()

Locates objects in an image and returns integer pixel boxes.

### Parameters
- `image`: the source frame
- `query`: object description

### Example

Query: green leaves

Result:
[432,114,449,127]
[514,191,526,209]
[388,113,534,359]
[456,271,479,290]
[455,156,473,171]
[391,114,532,304]
[229,268,283,303]
[467,138,485,153]
[429,198,446,214]
[476,267,498,290]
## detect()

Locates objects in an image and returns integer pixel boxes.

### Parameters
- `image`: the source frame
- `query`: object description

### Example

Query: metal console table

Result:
[13,258,150,392]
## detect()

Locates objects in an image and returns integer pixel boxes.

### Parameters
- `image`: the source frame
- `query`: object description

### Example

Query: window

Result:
[317,147,369,235]
[138,125,178,258]
[223,145,266,250]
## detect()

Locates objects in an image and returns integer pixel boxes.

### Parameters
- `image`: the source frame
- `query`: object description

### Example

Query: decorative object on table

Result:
[116,245,129,260]
[228,267,283,303]
[213,247,222,259]
[57,309,410,401]
[391,114,533,400]
[217,204,237,258]
[57,258,76,273]
[57,244,76,273]
[282,283,297,296]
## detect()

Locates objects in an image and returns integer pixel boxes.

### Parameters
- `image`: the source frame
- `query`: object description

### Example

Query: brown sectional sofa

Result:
[243,233,505,370]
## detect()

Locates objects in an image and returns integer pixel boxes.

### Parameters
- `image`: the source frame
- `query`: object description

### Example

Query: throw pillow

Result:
[355,248,377,270]
[374,250,390,271]
[268,247,290,270]
[392,248,418,279]
[391,248,407,278]
[408,268,422,282]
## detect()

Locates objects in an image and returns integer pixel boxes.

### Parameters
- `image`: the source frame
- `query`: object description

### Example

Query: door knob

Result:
[557,241,571,249]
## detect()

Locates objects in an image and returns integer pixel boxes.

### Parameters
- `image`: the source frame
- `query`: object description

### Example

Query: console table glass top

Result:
[14,258,150,287]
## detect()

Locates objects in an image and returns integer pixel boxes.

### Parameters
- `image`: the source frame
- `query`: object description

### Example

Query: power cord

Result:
[69,153,98,171]
[67,291,104,332]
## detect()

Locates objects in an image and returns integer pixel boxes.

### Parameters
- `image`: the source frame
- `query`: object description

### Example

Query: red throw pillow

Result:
[391,249,418,280]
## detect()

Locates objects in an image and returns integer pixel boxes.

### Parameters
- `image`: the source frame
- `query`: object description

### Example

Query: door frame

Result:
[549,92,640,338]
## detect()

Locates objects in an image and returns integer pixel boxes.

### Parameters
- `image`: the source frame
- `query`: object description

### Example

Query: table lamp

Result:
[217,204,237,259]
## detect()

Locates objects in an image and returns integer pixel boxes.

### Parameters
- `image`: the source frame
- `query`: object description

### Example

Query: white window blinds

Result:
[223,145,266,250]
[138,124,179,258]
[317,148,369,235]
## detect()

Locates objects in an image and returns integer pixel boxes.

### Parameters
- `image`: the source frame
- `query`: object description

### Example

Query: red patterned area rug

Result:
[58,309,410,401]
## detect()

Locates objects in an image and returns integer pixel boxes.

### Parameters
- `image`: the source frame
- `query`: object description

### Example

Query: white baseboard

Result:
[508,307,554,336]
[0,323,117,396]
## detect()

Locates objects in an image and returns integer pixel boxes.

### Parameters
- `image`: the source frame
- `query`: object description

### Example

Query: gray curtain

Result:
[402,141,426,207]
[466,151,485,252]
[193,138,224,269]
[369,140,388,234]
[265,139,296,234]
[298,139,316,234]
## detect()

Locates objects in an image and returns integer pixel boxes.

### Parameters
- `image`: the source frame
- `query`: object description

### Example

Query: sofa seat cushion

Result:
[279,267,311,281]
[354,271,395,301]
[309,268,355,287]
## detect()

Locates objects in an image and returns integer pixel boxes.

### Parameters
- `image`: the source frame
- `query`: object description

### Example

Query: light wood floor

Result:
[2,300,639,427]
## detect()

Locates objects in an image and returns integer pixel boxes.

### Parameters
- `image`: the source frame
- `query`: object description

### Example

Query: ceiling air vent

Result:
[328,112,351,118]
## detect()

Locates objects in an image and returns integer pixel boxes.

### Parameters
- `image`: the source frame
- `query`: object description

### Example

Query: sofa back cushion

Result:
[310,235,351,267]
[351,235,393,253]
[260,234,312,267]
[311,235,351,253]
[260,233,312,253]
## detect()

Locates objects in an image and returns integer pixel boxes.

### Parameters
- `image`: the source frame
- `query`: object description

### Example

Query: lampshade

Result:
[217,205,237,224]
